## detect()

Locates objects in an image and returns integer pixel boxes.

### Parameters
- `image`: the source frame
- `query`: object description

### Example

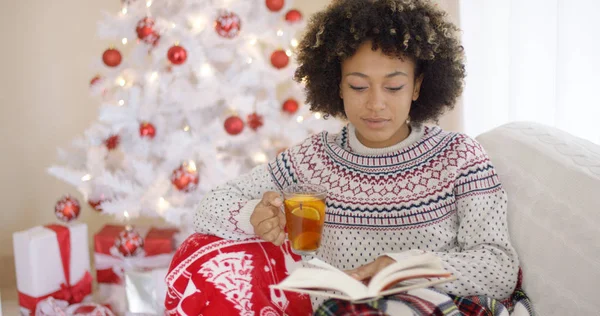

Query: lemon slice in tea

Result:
[293,231,321,250]
[291,205,321,221]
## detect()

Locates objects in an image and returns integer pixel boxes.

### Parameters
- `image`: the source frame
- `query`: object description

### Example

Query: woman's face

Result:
[340,41,423,148]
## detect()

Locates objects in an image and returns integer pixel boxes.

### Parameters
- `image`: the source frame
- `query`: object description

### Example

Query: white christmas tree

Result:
[49,0,343,239]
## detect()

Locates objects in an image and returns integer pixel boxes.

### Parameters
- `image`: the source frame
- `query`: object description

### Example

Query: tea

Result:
[283,195,326,255]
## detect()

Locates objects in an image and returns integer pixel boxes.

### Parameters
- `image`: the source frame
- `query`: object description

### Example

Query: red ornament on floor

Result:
[102,48,122,67]
[215,11,242,39]
[270,50,289,69]
[104,135,119,150]
[224,115,244,135]
[285,9,302,22]
[55,195,81,222]
[171,162,200,192]
[139,122,156,139]
[114,227,144,257]
[247,113,264,131]
[136,17,160,45]
[266,0,284,12]
[282,98,299,114]
[168,45,187,65]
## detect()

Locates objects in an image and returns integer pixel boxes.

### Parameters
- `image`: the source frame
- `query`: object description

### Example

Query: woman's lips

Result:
[362,118,390,129]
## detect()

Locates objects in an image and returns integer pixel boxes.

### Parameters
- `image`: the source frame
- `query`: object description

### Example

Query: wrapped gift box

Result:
[125,267,169,314]
[94,225,177,315]
[13,223,92,315]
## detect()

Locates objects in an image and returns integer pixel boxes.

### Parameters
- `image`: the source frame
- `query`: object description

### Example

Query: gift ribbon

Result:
[18,225,93,314]
[95,252,174,284]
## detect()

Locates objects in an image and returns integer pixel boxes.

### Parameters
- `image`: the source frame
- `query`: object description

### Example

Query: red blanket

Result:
[164,233,313,315]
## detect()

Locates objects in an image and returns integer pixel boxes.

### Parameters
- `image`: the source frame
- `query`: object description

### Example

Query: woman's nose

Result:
[365,89,385,111]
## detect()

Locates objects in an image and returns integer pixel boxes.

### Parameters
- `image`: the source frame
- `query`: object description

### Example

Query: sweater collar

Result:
[346,123,425,156]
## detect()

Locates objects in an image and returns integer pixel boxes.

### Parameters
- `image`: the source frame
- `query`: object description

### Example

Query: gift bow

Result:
[94,251,174,284]
[18,225,92,314]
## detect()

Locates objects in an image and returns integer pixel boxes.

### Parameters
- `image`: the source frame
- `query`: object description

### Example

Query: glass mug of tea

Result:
[282,183,327,255]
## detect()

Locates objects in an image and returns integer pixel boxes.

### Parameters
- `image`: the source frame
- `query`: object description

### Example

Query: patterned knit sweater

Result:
[194,124,519,300]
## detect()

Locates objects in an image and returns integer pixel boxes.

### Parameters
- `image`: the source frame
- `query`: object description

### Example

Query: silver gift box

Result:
[124,267,169,315]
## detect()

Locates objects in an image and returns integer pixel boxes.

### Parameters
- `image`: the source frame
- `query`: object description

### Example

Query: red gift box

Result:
[94,225,178,285]
[94,225,178,315]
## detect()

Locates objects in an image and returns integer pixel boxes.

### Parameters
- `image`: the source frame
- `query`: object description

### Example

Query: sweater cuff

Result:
[235,199,262,235]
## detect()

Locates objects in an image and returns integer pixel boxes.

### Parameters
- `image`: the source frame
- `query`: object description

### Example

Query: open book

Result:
[270,253,456,303]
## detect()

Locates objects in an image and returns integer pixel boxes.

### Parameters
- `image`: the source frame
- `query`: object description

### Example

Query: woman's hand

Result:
[250,191,286,246]
[345,255,396,283]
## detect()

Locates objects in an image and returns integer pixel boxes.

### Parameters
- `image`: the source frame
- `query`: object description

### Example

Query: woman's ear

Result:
[412,74,424,101]
[339,84,344,99]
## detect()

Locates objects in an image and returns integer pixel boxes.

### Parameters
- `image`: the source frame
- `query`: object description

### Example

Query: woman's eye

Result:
[349,85,367,91]
[387,86,404,91]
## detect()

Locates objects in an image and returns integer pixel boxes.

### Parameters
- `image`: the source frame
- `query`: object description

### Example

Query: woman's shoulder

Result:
[423,125,489,158]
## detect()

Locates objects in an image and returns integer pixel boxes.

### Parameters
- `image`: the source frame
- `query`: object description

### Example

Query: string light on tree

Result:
[54,195,81,222]
[170,161,199,192]
[224,115,245,135]
[167,44,187,65]
[102,48,122,67]
[215,11,241,39]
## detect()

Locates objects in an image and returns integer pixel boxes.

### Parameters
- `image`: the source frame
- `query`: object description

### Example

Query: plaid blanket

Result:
[314,270,534,316]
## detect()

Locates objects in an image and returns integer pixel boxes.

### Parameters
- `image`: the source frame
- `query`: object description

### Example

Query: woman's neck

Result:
[348,123,424,156]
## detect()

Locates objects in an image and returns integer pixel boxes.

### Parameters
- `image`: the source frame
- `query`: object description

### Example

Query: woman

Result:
[166,0,532,315]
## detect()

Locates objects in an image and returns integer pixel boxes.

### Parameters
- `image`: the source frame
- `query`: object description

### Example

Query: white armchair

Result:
[476,122,600,316]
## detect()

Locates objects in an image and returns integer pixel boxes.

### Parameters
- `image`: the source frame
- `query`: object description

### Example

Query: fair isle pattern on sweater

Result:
[194,124,519,302]
[269,126,498,230]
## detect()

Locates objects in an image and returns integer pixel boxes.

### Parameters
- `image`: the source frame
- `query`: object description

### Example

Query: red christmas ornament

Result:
[171,162,200,192]
[88,199,105,212]
[55,195,81,222]
[270,50,289,69]
[224,115,244,135]
[266,0,284,12]
[167,45,187,65]
[104,135,120,150]
[215,11,242,39]
[136,17,160,45]
[139,122,156,139]
[102,48,122,67]
[114,227,144,257]
[247,113,264,131]
[282,98,299,114]
[90,75,102,86]
[285,9,302,22]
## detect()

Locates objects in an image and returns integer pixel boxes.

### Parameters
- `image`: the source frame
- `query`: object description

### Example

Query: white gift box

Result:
[13,223,91,314]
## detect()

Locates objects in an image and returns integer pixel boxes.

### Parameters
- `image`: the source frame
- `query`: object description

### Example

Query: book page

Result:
[367,253,444,293]
[367,268,453,296]
[270,267,370,301]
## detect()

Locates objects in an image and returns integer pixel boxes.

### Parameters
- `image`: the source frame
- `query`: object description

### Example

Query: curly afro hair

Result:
[294,0,466,123]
